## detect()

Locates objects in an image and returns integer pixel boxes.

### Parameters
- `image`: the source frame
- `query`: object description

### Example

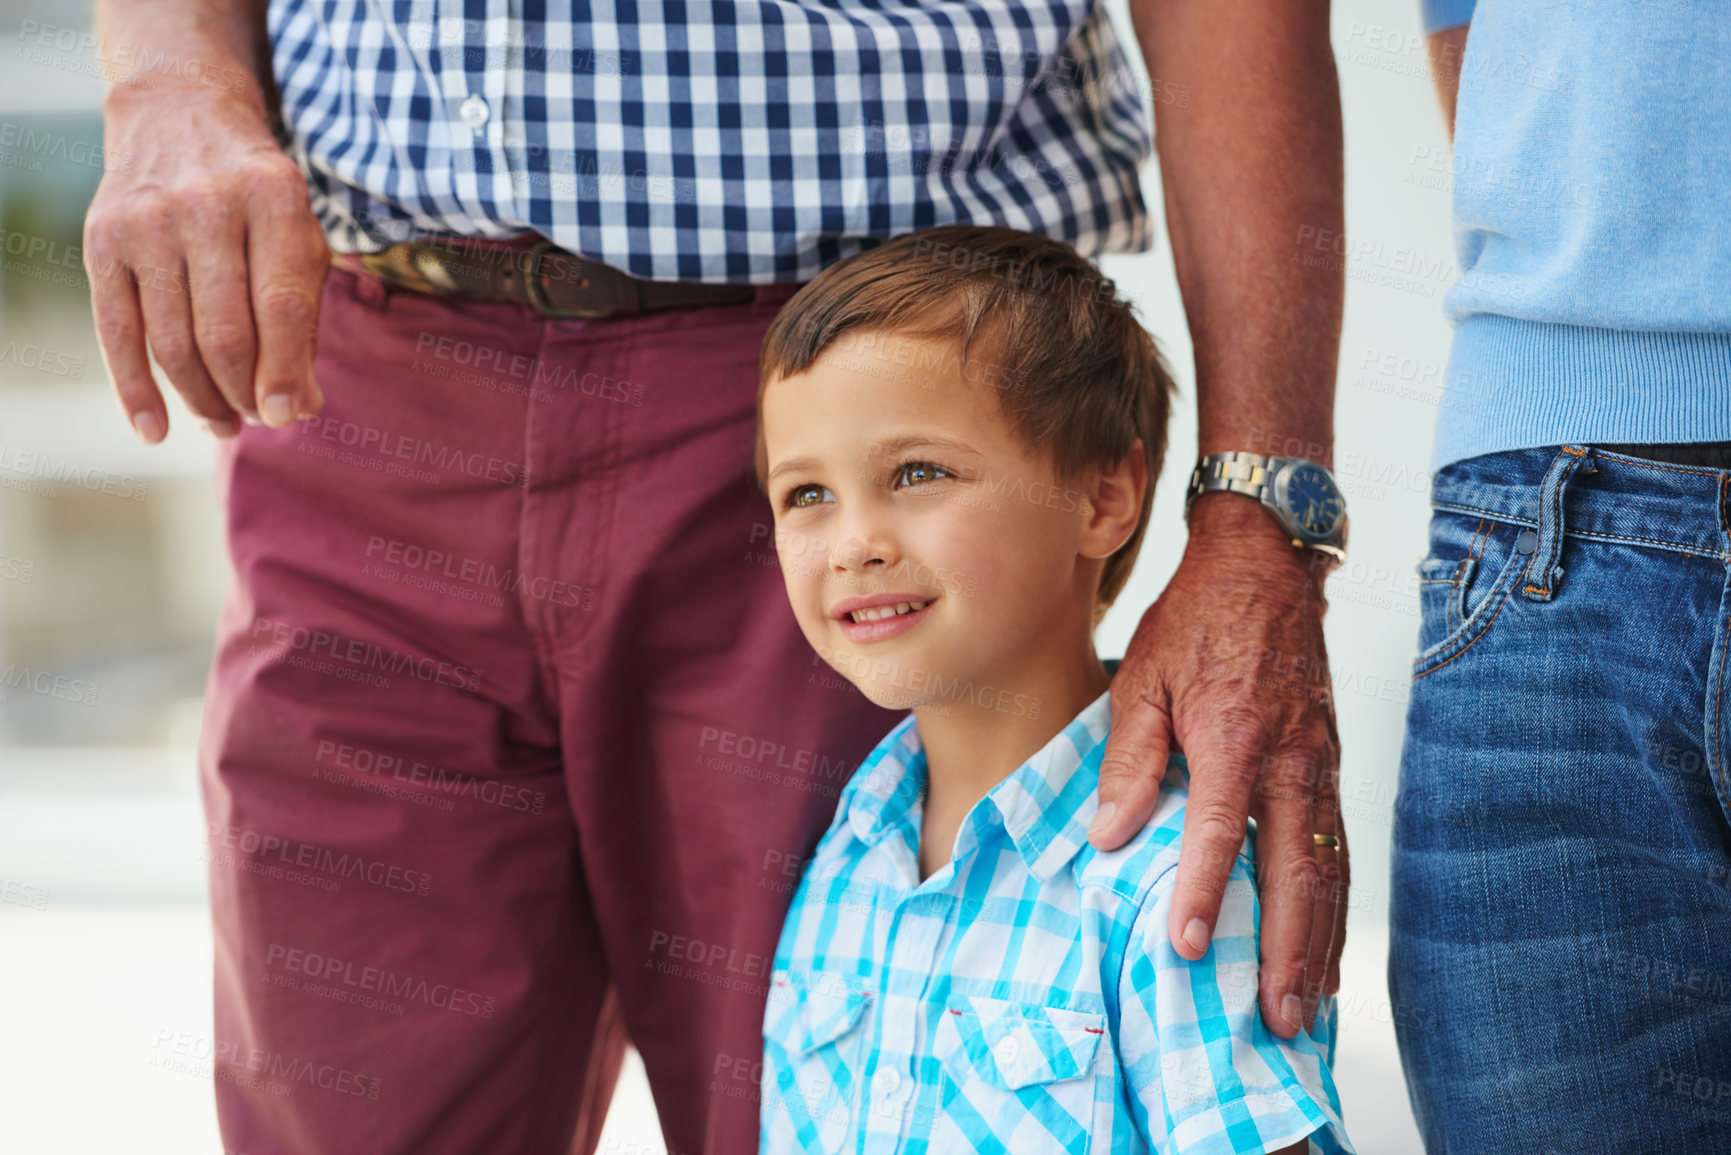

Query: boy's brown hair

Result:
[755,223,1176,629]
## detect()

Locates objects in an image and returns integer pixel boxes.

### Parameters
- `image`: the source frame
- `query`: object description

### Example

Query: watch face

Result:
[1279,463,1345,541]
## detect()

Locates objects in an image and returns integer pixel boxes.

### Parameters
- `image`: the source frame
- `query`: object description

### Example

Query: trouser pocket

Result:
[1412,510,1533,673]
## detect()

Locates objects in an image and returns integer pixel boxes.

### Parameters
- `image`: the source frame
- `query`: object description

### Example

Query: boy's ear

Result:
[1080,437,1147,560]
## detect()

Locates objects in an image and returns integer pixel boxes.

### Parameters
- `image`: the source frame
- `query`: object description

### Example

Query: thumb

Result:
[1088,689,1173,851]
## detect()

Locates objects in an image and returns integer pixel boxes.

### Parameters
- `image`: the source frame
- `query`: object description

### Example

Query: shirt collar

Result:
[840,688,1115,885]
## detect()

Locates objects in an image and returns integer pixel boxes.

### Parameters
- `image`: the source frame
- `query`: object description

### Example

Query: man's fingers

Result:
[181,183,260,414]
[1166,721,1259,964]
[1324,801,1349,1000]
[1250,752,1318,1039]
[1302,792,1346,1027]
[1088,688,1171,851]
[246,155,330,426]
[133,245,248,426]
[86,239,169,444]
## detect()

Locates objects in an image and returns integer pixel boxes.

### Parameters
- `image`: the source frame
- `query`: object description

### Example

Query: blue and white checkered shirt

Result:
[760,689,1356,1155]
[266,0,1152,282]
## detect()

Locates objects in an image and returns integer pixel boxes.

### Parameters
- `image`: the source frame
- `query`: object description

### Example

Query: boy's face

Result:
[761,330,1127,712]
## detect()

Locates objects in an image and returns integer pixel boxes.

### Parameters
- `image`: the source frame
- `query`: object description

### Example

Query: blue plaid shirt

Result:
[761,689,1356,1155]
[266,0,1152,282]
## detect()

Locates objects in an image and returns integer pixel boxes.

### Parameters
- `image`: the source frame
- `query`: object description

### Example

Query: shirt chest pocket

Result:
[762,970,875,1155]
[930,996,1106,1154]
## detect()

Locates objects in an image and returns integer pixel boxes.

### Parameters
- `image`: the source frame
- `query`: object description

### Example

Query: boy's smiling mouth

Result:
[830,593,938,641]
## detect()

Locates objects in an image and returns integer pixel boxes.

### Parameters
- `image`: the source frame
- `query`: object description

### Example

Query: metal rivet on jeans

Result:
[1515,530,1538,554]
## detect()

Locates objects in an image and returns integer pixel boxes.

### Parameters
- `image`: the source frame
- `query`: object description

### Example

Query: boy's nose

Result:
[829,528,896,571]
[831,538,884,569]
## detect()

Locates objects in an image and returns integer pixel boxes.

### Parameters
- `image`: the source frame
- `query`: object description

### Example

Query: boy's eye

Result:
[783,483,831,510]
[780,461,951,510]
[898,461,951,487]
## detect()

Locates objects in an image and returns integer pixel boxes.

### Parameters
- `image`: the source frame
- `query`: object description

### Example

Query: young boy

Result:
[752,224,1354,1155]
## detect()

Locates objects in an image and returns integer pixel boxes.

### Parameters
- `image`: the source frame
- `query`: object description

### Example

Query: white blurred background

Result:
[0,0,1453,1150]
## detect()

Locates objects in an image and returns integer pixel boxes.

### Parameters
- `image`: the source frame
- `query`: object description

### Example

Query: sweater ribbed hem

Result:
[1421,0,1477,35]
[1430,315,1731,471]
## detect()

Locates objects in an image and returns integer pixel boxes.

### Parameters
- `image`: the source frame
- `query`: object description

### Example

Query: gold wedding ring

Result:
[1313,833,1340,849]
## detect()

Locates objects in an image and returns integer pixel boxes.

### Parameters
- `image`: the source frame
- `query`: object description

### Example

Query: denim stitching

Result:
[1554,529,1729,560]
[1450,558,1474,632]
[1459,518,1490,631]
[1431,504,1724,560]
[1429,501,1538,528]
[1714,475,1731,814]
[1419,450,1731,680]
[1415,451,1578,673]
[1525,447,1587,598]
[1412,547,1538,680]
[1717,614,1727,809]
[1588,448,1725,479]
[1411,514,1536,678]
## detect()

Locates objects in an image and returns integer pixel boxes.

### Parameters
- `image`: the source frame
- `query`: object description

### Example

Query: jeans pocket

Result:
[1412,509,1533,674]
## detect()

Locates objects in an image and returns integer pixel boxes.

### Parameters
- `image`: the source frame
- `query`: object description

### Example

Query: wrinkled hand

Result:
[1088,494,1348,1038]
[84,79,329,443]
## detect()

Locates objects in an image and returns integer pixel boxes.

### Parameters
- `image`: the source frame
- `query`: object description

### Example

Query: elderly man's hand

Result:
[1089,494,1348,1039]
[84,77,329,442]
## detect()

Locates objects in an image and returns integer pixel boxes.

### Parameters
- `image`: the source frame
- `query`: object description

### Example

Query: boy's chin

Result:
[827,678,934,713]
[849,680,929,713]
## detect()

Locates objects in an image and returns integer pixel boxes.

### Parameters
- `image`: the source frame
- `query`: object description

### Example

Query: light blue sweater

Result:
[1420,0,1731,470]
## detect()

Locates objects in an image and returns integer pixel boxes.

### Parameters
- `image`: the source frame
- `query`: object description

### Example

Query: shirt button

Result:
[876,1066,902,1096]
[459,94,490,128]
[993,1036,1020,1067]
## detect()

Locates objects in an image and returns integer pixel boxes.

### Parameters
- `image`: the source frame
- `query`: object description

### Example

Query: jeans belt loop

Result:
[1523,444,1594,603]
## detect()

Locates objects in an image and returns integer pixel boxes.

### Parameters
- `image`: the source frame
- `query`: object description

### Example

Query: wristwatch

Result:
[1185,451,1348,561]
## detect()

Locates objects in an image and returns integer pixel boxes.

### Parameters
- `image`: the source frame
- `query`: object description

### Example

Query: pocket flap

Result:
[767,970,874,1054]
[938,996,1105,1089]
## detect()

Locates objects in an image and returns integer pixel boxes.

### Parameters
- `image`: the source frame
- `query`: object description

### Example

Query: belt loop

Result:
[1523,444,1593,602]
[1720,472,1731,546]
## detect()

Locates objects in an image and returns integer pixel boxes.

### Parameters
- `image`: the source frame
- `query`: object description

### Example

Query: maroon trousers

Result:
[197,242,899,1154]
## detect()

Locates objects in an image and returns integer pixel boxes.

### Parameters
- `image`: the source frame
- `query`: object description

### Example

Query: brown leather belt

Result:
[337,234,760,319]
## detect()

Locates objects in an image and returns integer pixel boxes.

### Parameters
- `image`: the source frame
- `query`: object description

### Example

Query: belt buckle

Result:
[523,238,613,319]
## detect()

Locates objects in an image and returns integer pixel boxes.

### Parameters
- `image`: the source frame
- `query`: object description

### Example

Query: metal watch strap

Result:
[1186,450,1348,560]
[1186,450,1278,512]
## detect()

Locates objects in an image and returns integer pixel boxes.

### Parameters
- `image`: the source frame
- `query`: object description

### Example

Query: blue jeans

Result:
[1390,444,1731,1152]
